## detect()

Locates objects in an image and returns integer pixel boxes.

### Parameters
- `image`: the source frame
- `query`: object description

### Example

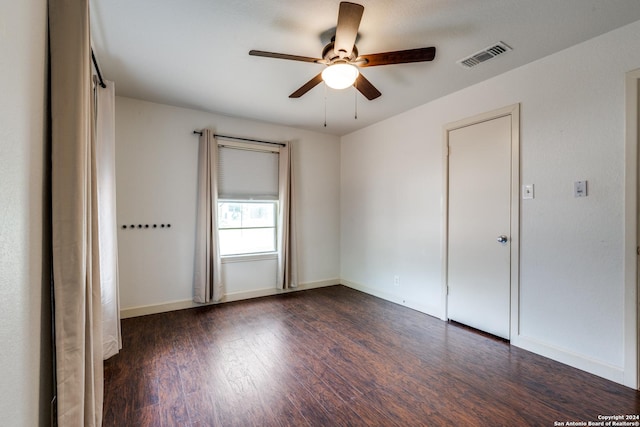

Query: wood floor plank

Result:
[184,391,220,427]
[156,355,183,406]
[247,331,359,426]
[160,397,191,427]
[130,404,163,427]
[104,285,640,426]
[102,383,132,426]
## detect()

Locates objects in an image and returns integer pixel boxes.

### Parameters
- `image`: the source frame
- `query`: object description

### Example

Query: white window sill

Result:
[221,252,278,264]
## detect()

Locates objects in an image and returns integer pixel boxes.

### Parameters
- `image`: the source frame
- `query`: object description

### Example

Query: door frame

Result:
[624,69,639,389]
[441,103,520,340]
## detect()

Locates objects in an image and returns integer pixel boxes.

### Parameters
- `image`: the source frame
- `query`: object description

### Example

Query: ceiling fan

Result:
[249,2,436,100]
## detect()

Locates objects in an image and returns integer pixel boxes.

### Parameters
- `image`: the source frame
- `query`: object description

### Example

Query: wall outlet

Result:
[393,275,400,286]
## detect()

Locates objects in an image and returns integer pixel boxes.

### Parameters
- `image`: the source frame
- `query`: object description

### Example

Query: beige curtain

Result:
[194,129,223,302]
[50,0,103,426]
[93,78,122,360]
[277,143,299,289]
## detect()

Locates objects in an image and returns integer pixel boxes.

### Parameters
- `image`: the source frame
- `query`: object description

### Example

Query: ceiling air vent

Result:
[457,42,512,68]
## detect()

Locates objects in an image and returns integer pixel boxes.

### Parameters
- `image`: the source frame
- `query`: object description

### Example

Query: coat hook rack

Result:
[121,223,172,230]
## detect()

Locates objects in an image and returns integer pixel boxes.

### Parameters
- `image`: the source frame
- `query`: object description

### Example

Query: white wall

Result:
[115,97,340,314]
[341,20,640,386]
[0,0,51,425]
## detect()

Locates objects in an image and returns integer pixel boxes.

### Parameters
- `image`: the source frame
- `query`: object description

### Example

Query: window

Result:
[216,143,280,257]
[218,201,277,256]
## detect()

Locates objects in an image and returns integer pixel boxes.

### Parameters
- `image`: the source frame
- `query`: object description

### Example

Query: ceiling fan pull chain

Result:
[324,83,328,127]
[354,83,358,120]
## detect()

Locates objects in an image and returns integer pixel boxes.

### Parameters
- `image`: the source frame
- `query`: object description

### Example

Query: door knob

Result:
[497,235,508,244]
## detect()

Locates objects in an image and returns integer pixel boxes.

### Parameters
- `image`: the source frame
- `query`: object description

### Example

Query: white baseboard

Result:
[340,279,442,319]
[120,278,339,319]
[511,335,625,385]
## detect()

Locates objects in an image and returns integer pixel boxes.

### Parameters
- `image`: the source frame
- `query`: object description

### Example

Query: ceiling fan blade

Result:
[249,50,323,64]
[357,47,436,67]
[289,73,324,98]
[354,74,381,100]
[334,2,364,59]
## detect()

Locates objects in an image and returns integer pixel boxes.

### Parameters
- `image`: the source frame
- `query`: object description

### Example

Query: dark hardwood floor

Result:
[103,285,640,426]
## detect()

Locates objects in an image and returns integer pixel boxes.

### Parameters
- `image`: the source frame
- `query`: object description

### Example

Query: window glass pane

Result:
[218,202,243,228]
[219,228,276,256]
[217,201,277,256]
[218,202,275,229]
[241,203,275,228]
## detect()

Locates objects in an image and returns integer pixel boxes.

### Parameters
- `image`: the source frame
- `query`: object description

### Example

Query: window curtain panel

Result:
[194,129,223,303]
[277,143,299,289]
[93,78,122,360]
[50,0,103,425]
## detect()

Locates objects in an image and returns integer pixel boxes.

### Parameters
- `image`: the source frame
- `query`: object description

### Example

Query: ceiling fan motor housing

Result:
[322,42,359,64]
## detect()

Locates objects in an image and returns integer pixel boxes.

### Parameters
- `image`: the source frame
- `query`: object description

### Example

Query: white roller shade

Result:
[218,146,279,199]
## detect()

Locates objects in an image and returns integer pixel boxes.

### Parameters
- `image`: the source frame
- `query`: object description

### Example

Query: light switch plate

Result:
[522,184,534,200]
[574,180,588,197]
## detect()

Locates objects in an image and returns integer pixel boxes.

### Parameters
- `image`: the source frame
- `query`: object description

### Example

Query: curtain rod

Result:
[91,48,106,89]
[192,131,286,147]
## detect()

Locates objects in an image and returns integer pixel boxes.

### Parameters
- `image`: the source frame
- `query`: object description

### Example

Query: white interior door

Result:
[447,114,512,339]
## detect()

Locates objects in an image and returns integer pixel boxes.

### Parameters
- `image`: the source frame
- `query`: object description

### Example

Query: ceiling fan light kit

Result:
[249,1,436,102]
[322,63,359,89]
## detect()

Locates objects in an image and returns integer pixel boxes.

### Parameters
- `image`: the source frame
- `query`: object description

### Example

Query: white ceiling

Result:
[90,0,640,136]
